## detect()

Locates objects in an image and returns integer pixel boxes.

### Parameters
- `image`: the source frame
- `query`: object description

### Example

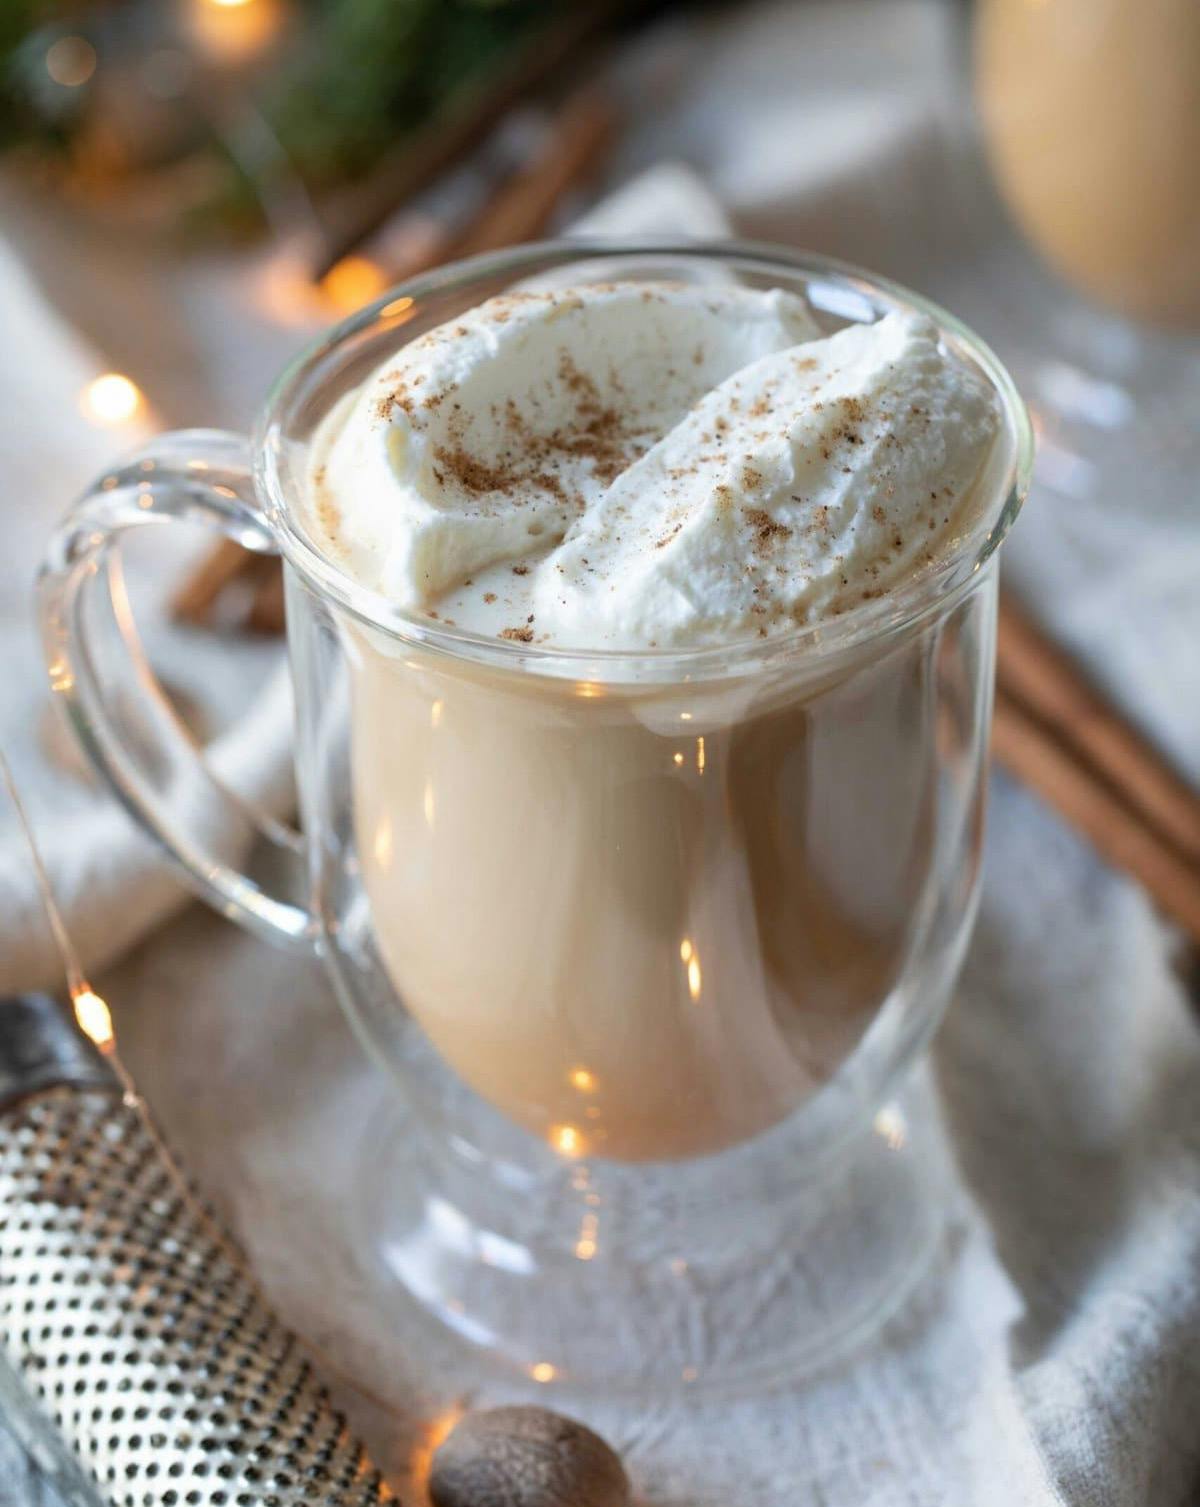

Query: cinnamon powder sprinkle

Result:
[744,507,792,552]
[432,445,514,495]
[500,625,534,643]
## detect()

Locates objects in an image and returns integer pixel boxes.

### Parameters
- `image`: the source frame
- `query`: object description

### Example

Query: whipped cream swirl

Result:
[308,282,1000,649]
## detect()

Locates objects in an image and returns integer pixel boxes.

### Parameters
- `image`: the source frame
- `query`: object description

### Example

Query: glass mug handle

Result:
[38,428,317,953]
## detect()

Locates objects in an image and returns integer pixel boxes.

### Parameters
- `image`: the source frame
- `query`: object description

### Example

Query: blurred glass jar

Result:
[975,0,1200,330]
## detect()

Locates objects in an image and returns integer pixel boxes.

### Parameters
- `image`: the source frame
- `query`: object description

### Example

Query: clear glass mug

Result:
[40,244,1031,1391]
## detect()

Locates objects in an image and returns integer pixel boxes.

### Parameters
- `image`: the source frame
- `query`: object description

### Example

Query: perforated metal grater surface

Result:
[0,994,395,1506]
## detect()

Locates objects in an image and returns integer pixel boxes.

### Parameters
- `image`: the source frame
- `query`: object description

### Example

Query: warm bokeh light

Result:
[672,751,684,766]
[372,819,392,867]
[409,1406,465,1490]
[45,36,96,87]
[569,1067,596,1093]
[687,954,702,1001]
[530,1361,557,1383]
[550,1124,584,1157]
[575,1212,598,1261]
[80,373,142,426]
[679,937,693,963]
[430,699,443,728]
[320,255,390,315]
[874,1106,907,1150]
[189,0,283,63]
[422,779,435,829]
[696,736,706,773]
[73,988,114,1051]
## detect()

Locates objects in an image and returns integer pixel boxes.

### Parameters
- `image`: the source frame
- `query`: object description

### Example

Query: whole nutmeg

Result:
[428,1405,630,1507]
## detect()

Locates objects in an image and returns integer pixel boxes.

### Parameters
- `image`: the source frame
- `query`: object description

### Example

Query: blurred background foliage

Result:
[0,0,574,212]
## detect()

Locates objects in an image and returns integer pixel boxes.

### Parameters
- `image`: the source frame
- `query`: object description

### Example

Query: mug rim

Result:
[255,238,1033,680]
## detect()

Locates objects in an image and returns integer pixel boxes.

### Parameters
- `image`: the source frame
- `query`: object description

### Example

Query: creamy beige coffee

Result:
[307,283,1000,1161]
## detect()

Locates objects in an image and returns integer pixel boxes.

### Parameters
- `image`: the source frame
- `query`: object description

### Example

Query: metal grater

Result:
[0,992,395,1506]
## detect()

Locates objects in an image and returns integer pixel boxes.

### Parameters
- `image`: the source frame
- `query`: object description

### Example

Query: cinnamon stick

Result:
[314,0,645,279]
[246,566,286,635]
[996,593,1200,866]
[991,687,1200,942]
[171,539,272,626]
[444,89,616,260]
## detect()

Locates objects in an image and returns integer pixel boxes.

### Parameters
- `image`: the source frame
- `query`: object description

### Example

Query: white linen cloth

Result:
[1,3,1199,1504]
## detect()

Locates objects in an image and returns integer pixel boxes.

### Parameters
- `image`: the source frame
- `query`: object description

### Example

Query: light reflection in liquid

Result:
[373,818,392,867]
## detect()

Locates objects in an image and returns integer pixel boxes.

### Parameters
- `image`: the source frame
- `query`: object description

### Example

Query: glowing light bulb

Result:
[80,373,142,427]
[73,989,113,1050]
[320,256,389,315]
[550,1124,584,1158]
[874,1106,907,1150]
[530,1361,557,1383]
[190,0,282,62]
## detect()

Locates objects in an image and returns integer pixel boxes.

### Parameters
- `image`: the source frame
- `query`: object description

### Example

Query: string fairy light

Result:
[189,0,283,65]
[80,372,143,427]
[319,255,390,315]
